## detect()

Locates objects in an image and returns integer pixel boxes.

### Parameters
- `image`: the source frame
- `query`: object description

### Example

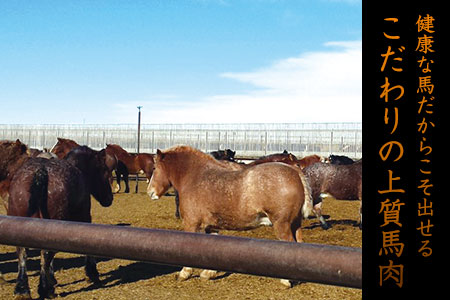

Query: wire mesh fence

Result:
[0,123,362,158]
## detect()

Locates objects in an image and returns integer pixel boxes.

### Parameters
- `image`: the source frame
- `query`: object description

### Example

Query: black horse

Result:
[209,149,236,162]
[7,146,113,300]
[327,154,355,165]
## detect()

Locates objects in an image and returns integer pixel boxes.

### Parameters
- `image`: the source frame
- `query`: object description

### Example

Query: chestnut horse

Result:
[147,145,313,287]
[105,144,154,193]
[303,161,362,230]
[7,146,113,300]
[50,137,79,159]
[51,137,118,191]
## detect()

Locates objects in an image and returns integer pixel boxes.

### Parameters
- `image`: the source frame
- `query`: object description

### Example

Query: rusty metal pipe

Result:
[0,215,361,288]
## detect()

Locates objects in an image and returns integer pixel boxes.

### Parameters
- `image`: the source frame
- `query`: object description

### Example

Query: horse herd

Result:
[0,138,361,299]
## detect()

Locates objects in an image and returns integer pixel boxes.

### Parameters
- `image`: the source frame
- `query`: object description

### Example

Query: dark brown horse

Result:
[303,161,362,229]
[7,146,113,300]
[0,140,31,210]
[51,137,118,191]
[147,145,312,287]
[105,144,154,193]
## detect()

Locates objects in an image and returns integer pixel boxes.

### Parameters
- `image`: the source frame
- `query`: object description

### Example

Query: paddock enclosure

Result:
[0,180,362,300]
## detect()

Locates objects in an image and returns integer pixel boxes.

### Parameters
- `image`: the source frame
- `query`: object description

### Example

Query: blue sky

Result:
[0,0,361,124]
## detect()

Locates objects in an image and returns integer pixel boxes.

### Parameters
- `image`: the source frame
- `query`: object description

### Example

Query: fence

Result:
[0,215,362,288]
[0,123,362,158]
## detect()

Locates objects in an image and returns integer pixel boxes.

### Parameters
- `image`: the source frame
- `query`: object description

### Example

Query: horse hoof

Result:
[41,291,57,299]
[13,293,32,300]
[177,267,193,281]
[85,276,102,286]
[280,279,292,288]
[200,270,217,280]
[176,273,189,282]
[321,223,331,230]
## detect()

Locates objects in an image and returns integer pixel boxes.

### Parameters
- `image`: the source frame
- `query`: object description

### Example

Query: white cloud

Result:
[112,40,361,124]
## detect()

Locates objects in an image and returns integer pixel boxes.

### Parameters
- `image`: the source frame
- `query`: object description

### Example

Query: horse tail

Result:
[298,170,313,219]
[27,166,49,218]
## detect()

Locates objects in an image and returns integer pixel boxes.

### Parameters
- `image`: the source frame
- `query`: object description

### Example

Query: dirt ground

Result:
[0,181,362,300]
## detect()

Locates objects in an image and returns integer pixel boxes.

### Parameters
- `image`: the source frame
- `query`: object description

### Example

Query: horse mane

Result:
[106,144,129,154]
[162,145,224,166]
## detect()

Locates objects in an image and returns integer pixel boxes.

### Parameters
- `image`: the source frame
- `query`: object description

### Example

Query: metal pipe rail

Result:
[0,215,362,289]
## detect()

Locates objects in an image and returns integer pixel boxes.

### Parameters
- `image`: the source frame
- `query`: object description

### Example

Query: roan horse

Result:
[7,146,114,300]
[147,145,313,287]
[105,144,154,193]
[303,160,362,230]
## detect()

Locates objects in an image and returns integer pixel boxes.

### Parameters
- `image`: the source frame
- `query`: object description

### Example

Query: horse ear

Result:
[156,149,165,161]
[288,154,294,161]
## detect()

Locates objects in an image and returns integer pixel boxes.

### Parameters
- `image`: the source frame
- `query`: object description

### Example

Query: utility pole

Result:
[136,106,142,193]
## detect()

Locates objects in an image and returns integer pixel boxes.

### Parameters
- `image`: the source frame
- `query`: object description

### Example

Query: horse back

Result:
[186,162,304,214]
[304,162,361,201]
[8,158,89,221]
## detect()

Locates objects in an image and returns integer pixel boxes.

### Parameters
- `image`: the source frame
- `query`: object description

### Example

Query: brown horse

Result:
[303,161,362,229]
[105,144,154,193]
[248,152,322,170]
[50,137,80,159]
[248,151,299,167]
[147,145,313,287]
[297,154,323,169]
[51,137,118,190]
[7,146,113,300]
[0,140,31,210]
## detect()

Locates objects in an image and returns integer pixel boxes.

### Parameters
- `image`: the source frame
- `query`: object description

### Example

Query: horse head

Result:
[0,139,28,181]
[65,146,113,207]
[147,149,171,200]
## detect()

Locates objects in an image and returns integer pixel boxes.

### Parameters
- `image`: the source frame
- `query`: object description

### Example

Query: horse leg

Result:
[177,220,201,281]
[115,171,122,193]
[84,256,101,285]
[124,172,130,194]
[38,250,57,299]
[174,190,180,219]
[273,219,301,288]
[314,197,330,229]
[14,247,31,300]
[200,228,218,280]
[359,200,362,230]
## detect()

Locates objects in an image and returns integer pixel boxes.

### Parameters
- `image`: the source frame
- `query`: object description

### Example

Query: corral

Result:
[1,180,362,300]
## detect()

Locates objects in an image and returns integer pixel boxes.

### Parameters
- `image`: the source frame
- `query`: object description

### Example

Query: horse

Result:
[147,145,313,287]
[326,154,355,165]
[209,149,236,161]
[0,140,30,210]
[303,161,362,230]
[172,151,317,219]
[50,137,118,191]
[173,148,238,218]
[105,144,154,193]
[50,137,80,159]
[297,154,323,169]
[7,146,114,300]
[247,151,299,167]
